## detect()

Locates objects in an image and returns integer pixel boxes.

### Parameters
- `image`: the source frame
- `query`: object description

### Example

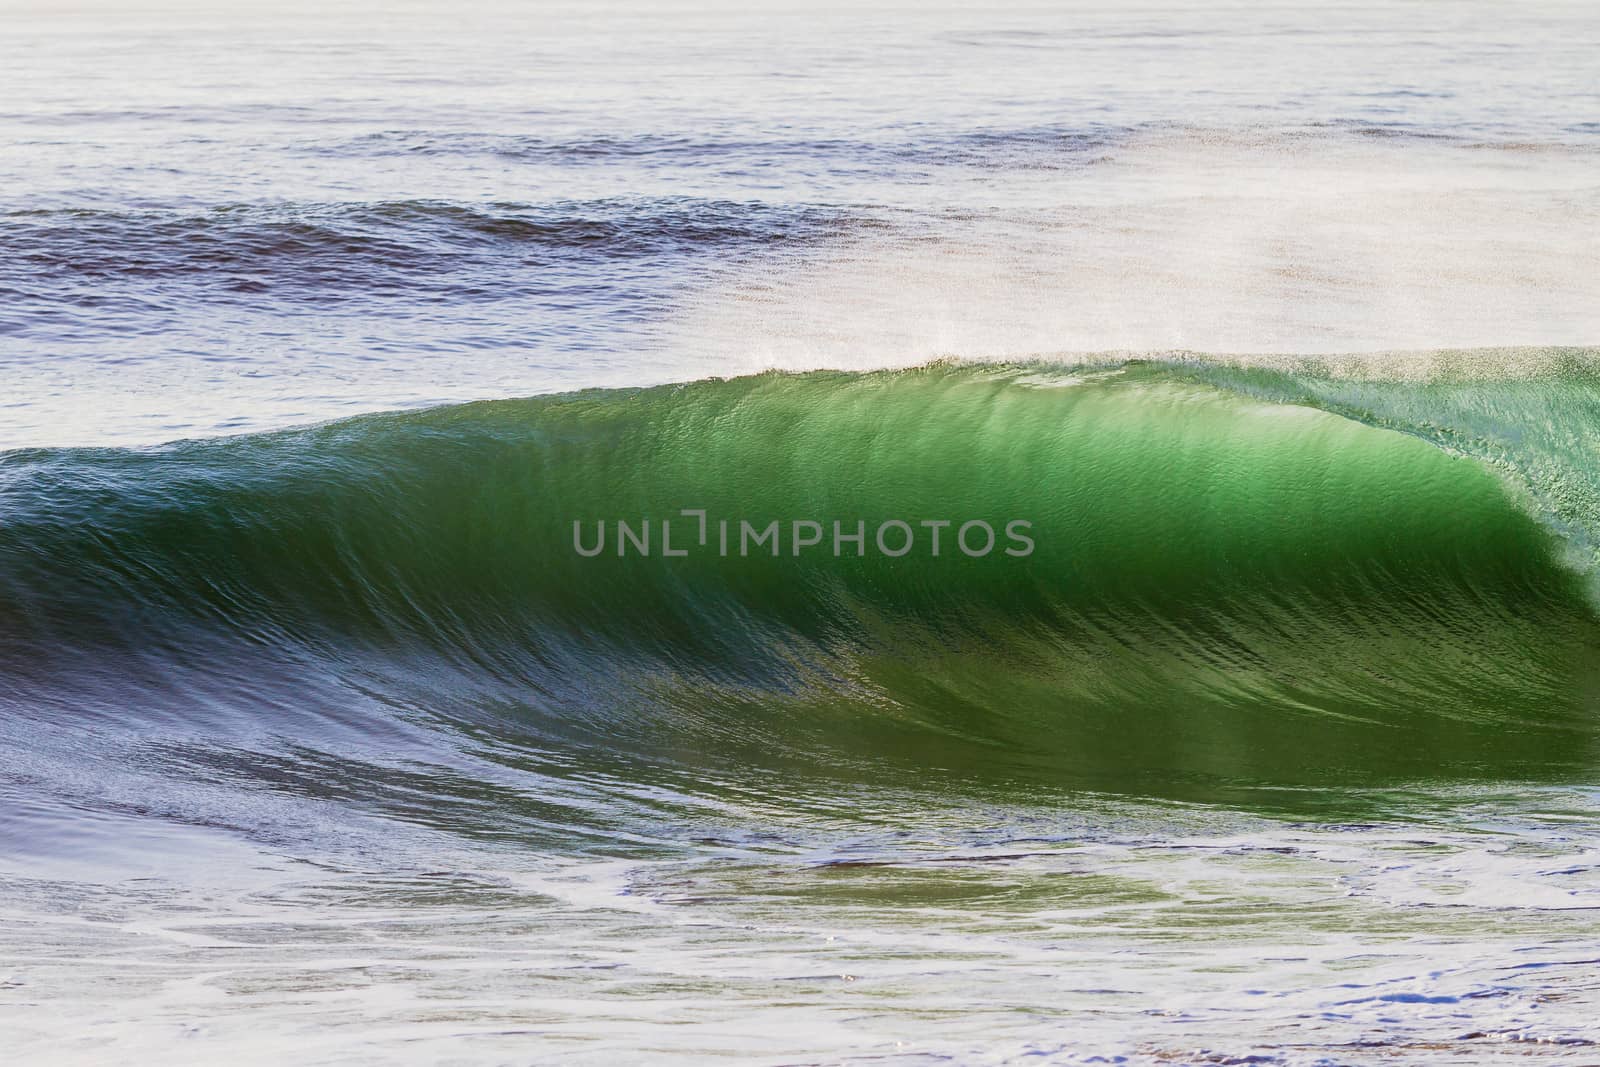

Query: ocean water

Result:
[4,1,1600,1063]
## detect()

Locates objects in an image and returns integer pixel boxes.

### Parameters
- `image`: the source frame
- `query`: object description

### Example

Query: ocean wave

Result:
[299,125,1124,171]
[3,360,1598,796]
[0,198,863,293]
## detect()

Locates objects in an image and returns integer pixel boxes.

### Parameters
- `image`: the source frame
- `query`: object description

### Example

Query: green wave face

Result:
[4,360,1599,799]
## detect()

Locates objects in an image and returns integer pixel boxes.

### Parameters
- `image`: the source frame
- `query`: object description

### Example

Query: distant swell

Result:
[306,125,1124,170]
[0,198,861,296]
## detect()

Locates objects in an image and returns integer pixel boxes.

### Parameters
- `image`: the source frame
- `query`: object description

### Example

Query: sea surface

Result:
[3,1,1600,1063]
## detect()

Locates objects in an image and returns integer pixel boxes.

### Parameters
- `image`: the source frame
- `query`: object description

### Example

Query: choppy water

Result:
[3,2,1600,1064]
